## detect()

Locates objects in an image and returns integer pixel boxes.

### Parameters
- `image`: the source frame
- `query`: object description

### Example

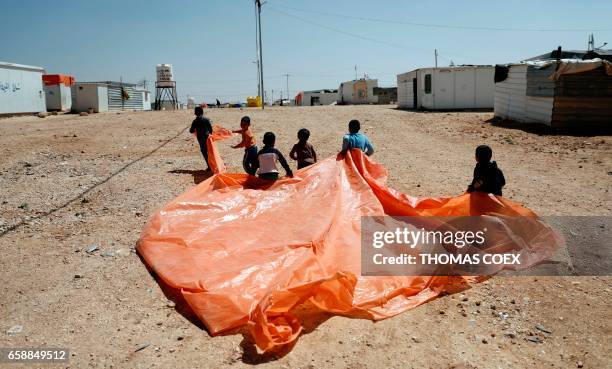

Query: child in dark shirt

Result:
[253,132,293,180]
[189,106,213,171]
[467,145,506,196]
[232,116,258,175]
[289,128,317,169]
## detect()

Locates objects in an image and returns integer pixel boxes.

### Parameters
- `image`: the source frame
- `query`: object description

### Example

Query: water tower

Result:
[154,64,178,110]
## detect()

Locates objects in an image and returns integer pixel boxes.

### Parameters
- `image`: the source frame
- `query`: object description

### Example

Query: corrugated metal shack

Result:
[0,62,46,115]
[494,59,612,128]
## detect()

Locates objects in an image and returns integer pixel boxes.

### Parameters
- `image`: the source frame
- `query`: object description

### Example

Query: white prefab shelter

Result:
[44,84,72,111]
[338,79,378,104]
[298,89,338,106]
[72,83,109,113]
[397,66,494,110]
[0,62,46,115]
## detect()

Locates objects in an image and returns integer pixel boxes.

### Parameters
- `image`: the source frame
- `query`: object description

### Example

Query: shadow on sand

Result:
[168,169,213,184]
[486,117,612,137]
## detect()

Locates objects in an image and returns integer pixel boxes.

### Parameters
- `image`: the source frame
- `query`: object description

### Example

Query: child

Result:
[189,106,213,171]
[289,128,317,169]
[253,132,293,180]
[467,145,506,196]
[232,116,258,175]
[340,119,374,156]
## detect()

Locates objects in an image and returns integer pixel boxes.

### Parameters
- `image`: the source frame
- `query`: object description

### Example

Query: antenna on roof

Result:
[588,34,594,51]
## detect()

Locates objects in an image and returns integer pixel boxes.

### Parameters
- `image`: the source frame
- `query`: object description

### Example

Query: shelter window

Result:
[424,74,432,94]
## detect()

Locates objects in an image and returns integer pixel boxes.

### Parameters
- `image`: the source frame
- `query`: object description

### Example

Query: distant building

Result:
[397,65,495,110]
[296,89,338,106]
[494,59,612,128]
[0,61,46,115]
[338,79,379,104]
[72,81,150,112]
[43,74,75,111]
[373,87,397,104]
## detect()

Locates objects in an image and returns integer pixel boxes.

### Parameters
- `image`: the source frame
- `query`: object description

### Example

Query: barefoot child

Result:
[467,145,506,196]
[289,128,317,169]
[189,106,213,171]
[254,132,293,180]
[340,119,374,156]
[232,116,258,175]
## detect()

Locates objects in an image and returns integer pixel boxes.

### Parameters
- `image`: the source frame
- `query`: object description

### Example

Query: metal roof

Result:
[525,49,612,62]
[302,89,338,94]
[0,61,45,72]
[80,81,138,87]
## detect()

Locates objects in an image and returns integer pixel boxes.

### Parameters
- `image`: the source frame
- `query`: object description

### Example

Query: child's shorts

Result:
[258,172,279,180]
[243,145,258,175]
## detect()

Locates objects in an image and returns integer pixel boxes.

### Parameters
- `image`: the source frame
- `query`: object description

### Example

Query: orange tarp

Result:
[137,129,560,352]
[42,74,75,86]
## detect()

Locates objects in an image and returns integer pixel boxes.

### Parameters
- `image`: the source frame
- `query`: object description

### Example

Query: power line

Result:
[270,3,612,32]
[267,7,496,64]
[267,7,432,54]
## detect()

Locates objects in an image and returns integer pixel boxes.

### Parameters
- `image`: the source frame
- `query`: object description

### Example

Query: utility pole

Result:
[354,65,357,80]
[434,49,438,68]
[255,0,265,109]
[253,2,260,99]
[283,73,290,104]
[271,89,274,105]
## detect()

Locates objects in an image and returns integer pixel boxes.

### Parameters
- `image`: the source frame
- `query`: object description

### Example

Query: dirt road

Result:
[0,106,610,368]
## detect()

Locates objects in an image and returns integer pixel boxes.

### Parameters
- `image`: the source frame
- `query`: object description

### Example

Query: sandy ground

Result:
[0,105,610,369]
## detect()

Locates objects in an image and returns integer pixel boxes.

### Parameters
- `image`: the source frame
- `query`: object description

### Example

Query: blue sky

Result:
[2,0,611,103]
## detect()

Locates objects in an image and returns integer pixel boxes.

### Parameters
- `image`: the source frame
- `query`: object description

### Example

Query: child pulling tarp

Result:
[137,129,561,352]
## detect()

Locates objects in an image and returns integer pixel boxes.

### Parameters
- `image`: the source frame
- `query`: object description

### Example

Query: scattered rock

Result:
[411,336,420,343]
[535,324,552,334]
[134,343,150,352]
[37,112,48,118]
[79,112,89,116]
[166,301,176,308]
[6,325,23,335]
[526,336,543,344]
[85,244,100,254]
[115,248,130,257]
[102,250,116,257]
[475,301,481,306]
[74,274,83,279]
[577,361,584,368]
